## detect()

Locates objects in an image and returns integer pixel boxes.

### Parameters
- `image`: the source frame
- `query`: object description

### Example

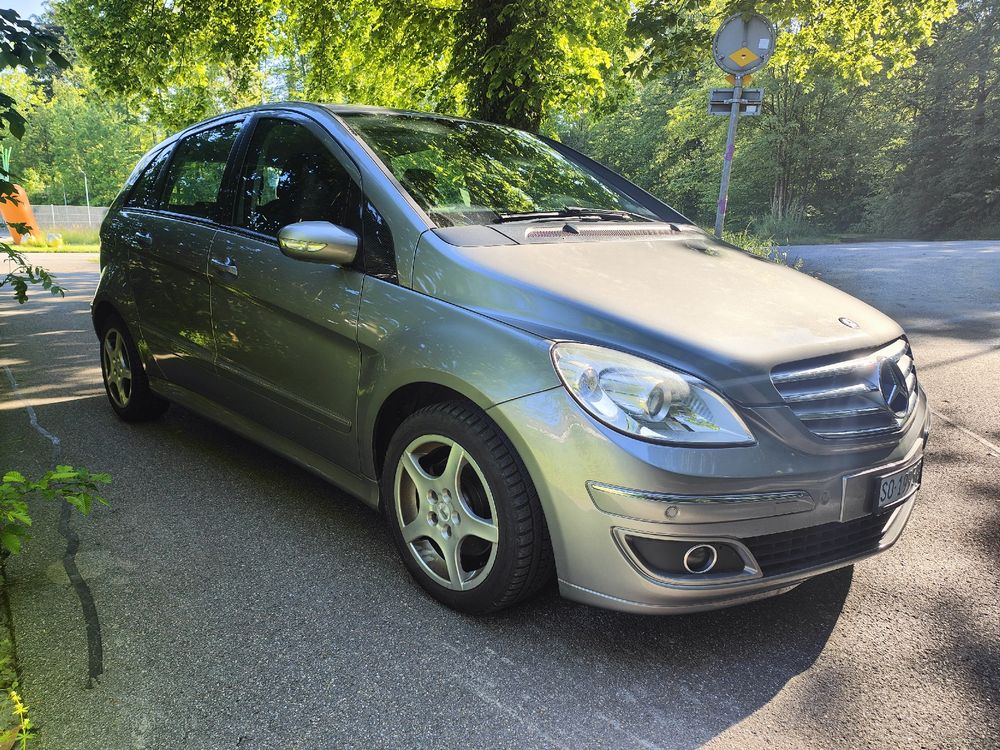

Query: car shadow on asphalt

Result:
[96,399,852,749]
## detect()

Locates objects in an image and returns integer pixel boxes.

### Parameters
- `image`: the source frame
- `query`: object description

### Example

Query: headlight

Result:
[551,343,754,445]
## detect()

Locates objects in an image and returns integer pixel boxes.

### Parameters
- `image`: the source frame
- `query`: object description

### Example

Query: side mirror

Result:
[277,221,358,265]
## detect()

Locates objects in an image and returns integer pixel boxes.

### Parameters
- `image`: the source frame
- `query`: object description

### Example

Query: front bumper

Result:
[487,385,930,614]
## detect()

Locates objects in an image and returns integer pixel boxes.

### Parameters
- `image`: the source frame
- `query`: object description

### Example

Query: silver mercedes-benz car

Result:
[93,103,929,614]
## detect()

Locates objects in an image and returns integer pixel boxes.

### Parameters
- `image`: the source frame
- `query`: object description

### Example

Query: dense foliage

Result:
[1,9,67,300]
[2,1,996,239]
[564,1,999,240]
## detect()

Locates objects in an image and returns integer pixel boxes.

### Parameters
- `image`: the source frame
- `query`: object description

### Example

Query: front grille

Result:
[771,338,918,438]
[743,513,889,577]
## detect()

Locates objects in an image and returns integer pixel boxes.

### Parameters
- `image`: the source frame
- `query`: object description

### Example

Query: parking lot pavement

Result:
[0,247,997,750]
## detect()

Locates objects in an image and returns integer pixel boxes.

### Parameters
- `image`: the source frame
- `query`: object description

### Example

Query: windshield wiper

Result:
[493,206,654,223]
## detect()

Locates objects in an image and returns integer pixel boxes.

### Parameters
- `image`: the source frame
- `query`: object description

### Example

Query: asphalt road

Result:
[0,243,997,750]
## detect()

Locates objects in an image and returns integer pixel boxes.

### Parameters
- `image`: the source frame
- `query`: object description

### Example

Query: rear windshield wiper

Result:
[493,206,654,223]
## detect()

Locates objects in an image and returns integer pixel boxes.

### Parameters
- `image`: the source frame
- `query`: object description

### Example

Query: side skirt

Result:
[149,377,380,509]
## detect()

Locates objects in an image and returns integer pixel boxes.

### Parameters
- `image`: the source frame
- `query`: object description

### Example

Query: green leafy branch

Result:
[1,9,70,303]
[0,689,32,750]
[0,467,111,555]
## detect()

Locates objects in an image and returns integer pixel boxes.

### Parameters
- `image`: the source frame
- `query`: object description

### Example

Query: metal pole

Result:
[80,169,91,227]
[714,74,743,238]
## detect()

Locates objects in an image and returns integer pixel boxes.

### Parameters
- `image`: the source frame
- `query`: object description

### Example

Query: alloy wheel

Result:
[393,434,500,591]
[102,327,133,408]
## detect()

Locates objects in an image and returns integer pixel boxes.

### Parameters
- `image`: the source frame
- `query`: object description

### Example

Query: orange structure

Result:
[0,184,38,244]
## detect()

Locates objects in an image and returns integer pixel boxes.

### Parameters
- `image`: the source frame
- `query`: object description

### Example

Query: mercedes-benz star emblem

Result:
[877,359,910,416]
[839,317,860,329]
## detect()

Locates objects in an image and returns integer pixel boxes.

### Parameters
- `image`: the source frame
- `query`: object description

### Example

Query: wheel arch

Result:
[91,298,120,335]
[370,380,483,484]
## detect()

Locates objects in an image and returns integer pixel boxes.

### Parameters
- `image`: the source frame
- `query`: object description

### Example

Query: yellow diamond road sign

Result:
[728,47,759,67]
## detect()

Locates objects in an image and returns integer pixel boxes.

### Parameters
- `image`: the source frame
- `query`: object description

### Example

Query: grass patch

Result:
[22,244,99,253]
[51,228,100,245]
[724,229,805,269]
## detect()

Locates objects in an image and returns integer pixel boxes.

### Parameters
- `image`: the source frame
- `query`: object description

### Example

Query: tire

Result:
[382,400,554,614]
[98,315,169,422]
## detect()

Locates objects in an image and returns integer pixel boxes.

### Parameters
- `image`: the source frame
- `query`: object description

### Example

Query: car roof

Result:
[193,101,496,132]
[154,102,507,157]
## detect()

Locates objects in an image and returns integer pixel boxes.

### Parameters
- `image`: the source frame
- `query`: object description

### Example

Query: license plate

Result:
[877,459,923,510]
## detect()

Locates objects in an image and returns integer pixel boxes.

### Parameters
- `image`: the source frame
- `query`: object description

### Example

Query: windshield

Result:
[339,112,664,227]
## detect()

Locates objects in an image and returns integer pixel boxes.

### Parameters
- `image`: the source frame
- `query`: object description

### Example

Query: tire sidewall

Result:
[381,405,528,613]
[98,316,159,421]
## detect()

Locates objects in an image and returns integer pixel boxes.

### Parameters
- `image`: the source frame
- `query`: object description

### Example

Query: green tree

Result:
[1,9,67,302]
[55,0,630,129]
[53,0,961,136]
[629,0,957,84]
[9,68,157,206]
[868,0,1000,237]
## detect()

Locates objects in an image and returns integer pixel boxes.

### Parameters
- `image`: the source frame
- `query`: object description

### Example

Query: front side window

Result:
[340,112,666,227]
[236,118,360,238]
[160,121,242,219]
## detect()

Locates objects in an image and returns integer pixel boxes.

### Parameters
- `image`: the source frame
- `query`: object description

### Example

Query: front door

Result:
[127,119,243,394]
[208,115,365,470]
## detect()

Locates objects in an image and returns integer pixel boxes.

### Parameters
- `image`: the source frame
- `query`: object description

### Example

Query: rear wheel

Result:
[99,316,168,422]
[382,401,553,614]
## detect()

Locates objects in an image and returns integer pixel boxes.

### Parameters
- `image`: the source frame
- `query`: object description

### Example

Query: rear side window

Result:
[235,118,360,237]
[160,121,242,219]
[125,148,170,209]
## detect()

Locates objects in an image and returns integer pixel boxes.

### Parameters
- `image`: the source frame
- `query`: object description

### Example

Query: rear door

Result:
[127,118,244,394]
[208,114,366,469]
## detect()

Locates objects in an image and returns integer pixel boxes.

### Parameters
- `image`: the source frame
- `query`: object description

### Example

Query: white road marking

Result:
[930,409,1000,454]
[2,363,62,462]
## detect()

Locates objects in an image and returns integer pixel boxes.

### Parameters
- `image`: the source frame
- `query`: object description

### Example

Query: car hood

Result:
[411,229,903,404]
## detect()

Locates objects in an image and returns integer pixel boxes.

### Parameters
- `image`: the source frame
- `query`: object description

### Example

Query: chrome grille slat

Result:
[781,382,878,403]
[770,339,906,384]
[797,405,889,421]
[771,338,918,439]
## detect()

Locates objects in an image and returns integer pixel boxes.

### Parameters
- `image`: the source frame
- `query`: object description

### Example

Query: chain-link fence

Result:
[3,204,109,230]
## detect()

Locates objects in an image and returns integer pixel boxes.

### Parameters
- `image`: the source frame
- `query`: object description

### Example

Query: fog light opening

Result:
[683,544,718,574]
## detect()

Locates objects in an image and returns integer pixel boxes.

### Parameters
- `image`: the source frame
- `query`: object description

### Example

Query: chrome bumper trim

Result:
[587,481,814,525]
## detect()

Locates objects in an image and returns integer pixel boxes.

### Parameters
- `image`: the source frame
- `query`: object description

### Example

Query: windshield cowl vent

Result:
[523,224,682,242]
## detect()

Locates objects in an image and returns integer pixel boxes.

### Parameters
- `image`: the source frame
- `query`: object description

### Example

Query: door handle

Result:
[210,257,239,278]
[134,231,153,248]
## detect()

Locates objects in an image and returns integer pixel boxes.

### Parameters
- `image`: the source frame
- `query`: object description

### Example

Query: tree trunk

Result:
[454,0,545,130]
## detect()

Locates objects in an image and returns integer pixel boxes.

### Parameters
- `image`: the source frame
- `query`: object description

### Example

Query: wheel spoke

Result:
[400,450,434,496]
[441,442,465,493]
[442,540,465,590]
[401,517,426,544]
[459,513,498,545]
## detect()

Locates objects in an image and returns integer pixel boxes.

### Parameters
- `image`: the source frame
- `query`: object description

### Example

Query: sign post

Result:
[710,12,775,238]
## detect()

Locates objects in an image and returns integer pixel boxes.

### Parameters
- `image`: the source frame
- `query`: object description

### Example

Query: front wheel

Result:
[382,401,553,614]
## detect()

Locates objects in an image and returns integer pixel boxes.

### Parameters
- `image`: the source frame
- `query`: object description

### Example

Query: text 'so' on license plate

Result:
[877,459,923,510]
